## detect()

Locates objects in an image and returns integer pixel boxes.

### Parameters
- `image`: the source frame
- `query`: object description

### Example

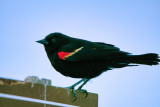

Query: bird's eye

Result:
[46,38,50,41]
[45,37,51,42]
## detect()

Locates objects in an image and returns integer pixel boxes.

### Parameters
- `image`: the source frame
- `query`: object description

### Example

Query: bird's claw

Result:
[77,89,88,98]
[65,86,77,102]
[65,78,89,102]
[72,89,77,102]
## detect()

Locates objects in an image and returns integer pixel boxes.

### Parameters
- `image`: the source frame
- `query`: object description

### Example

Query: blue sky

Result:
[1,0,160,107]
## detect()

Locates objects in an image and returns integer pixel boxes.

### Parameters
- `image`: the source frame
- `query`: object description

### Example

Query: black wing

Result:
[58,42,130,61]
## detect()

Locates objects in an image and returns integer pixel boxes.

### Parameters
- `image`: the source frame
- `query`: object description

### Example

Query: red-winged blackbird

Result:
[37,32,159,101]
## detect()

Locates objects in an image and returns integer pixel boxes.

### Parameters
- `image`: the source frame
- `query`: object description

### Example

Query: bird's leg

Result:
[77,79,90,98]
[66,78,87,89]
[65,78,87,102]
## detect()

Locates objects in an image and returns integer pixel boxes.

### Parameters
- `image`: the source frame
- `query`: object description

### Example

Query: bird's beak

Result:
[36,39,48,45]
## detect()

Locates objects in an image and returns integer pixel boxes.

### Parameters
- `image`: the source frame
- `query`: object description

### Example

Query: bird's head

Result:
[36,32,69,53]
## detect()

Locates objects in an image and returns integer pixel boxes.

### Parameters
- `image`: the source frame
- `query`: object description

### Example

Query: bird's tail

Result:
[109,53,159,69]
[121,53,159,65]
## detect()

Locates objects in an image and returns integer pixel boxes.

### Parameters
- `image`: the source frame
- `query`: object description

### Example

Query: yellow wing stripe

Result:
[64,47,84,59]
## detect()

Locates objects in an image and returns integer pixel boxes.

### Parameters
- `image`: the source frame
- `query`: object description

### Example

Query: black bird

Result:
[37,32,159,101]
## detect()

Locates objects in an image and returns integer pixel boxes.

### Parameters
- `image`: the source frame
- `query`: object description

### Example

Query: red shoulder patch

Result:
[58,52,72,60]
[58,47,84,60]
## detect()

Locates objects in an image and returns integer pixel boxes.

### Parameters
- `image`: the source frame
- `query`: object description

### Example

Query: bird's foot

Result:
[77,88,88,98]
[64,78,89,102]
[65,86,77,102]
